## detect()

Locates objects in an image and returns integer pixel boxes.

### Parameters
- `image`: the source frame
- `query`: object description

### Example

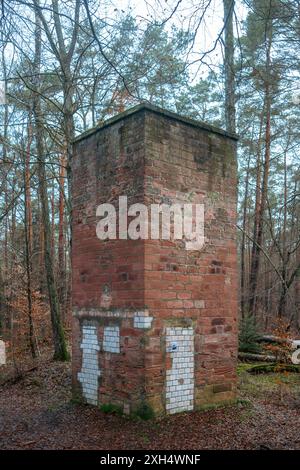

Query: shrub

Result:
[239,314,262,354]
[134,402,155,420]
[100,403,123,415]
[264,319,293,364]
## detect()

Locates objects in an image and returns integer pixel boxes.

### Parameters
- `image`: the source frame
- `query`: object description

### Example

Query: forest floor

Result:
[0,353,300,450]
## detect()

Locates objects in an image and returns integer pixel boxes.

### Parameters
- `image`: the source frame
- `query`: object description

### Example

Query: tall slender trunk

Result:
[277,152,287,317]
[241,154,251,317]
[58,152,66,320]
[51,183,55,261]
[33,0,79,335]
[1,36,9,327]
[249,25,273,317]
[24,115,37,358]
[33,2,69,361]
[223,0,236,134]
[38,206,45,292]
[248,111,264,315]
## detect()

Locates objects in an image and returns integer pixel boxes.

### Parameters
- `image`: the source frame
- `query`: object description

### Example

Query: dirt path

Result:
[0,355,300,449]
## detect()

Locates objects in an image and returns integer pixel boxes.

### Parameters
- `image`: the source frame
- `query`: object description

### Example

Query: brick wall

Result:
[72,104,238,415]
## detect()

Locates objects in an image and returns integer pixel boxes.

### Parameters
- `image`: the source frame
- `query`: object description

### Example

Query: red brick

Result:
[72,105,238,415]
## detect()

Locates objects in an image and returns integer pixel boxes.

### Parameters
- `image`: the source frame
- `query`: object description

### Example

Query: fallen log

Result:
[238,351,276,362]
[247,363,300,375]
[257,335,288,344]
[258,335,300,347]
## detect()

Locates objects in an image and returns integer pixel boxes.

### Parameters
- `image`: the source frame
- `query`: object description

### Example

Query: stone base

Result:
[72,307,237,417]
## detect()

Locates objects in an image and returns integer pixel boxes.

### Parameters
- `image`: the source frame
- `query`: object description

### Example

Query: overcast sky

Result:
[108,0,247,81]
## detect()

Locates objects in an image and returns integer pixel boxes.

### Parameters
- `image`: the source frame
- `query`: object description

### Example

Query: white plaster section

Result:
[134,314,153,329]
[103,326,120,353]
[73,307,150,320]
[0,340,6,365]
[78,325,100,405]
[165,327,194,414]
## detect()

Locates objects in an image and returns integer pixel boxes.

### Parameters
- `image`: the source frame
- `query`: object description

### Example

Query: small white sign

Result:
[0,81,5,105]
[0,340,6,365]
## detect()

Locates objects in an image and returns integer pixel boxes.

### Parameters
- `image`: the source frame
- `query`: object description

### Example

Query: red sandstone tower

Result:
[72,104,238,416]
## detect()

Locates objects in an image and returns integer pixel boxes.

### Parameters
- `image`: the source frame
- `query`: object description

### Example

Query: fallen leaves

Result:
[0,352,300,450]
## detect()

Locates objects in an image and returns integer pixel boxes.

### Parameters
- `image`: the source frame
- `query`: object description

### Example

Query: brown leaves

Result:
[6,288,52,361]
[0,352,300,450]
[264,319,293,364]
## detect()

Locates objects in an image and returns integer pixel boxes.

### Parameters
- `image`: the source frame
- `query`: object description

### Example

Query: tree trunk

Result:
[33,1,69,361]
[241,154,251,317]
[58,152,66,321]
[248,110,264,316]
[223,0,236,134]
[51,183,55,261]
[278,149,288,317]
[1,36,10,327]
[24,115,37,358]
[249,24,273,318]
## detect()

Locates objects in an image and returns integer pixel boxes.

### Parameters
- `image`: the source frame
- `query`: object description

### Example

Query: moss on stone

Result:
[99,403,123,415]
[133,402,155,420]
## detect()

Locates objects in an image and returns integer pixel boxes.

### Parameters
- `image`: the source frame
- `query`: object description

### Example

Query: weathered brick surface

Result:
[72,104,238,415]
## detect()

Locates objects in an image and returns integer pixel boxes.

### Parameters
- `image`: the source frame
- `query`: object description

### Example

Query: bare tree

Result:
[33,0,69,361]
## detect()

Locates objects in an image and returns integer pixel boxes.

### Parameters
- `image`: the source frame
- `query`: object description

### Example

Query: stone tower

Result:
[72,104,238,416]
